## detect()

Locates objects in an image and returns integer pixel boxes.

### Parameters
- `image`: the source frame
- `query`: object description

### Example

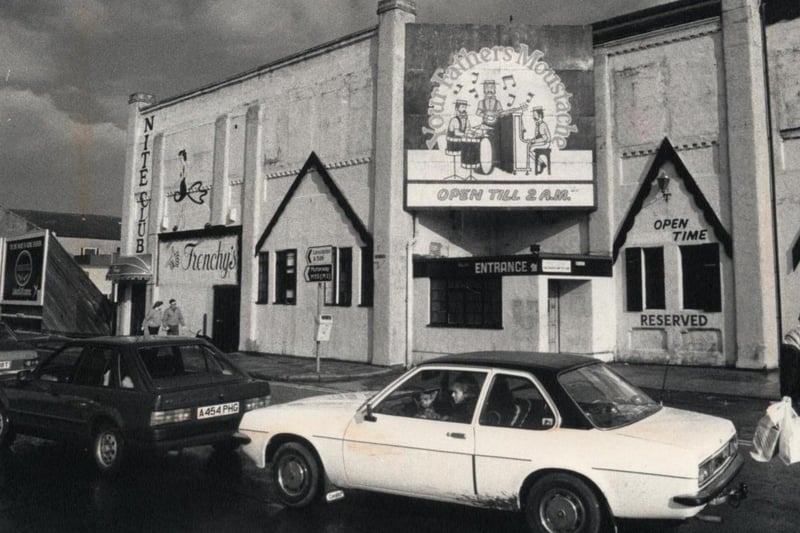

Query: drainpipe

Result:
[406,237,417,369]
[759,0,783,352]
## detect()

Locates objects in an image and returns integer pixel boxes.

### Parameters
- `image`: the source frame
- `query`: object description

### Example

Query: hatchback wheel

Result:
[0,406,14,449]
[272,441,321,508]
[525,473,602,533]
[93,424,124,475]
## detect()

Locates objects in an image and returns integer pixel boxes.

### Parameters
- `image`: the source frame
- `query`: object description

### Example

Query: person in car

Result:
[447,380,479,423]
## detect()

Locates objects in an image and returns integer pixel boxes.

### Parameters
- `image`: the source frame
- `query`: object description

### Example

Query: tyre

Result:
[272,441,322,508]
[93,424,125,475]
[525,473,603,533]
[0,405,15,449]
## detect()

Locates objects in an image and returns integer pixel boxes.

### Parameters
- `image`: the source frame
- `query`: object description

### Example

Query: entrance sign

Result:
[304,265,333,282]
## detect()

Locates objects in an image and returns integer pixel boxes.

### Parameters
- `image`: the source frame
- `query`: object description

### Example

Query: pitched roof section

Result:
[254,152,372,255]
[10,210,121,241]
[612,138,732,262]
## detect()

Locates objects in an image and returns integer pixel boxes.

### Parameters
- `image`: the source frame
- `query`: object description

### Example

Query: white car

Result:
[238,351,746,533]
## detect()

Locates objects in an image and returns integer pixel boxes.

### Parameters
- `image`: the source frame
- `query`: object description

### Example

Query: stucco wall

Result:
[597,20,736,365]
[769,17,800,336]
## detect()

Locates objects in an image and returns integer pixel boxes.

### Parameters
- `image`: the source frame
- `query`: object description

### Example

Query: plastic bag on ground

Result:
[751,397,791,462]
[779,400,800,465]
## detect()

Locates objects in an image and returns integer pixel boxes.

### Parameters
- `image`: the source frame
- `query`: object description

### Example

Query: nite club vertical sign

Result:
[134,116,155,253]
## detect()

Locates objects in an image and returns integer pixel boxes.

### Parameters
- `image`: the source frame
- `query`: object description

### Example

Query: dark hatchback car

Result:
[0,336,271,474]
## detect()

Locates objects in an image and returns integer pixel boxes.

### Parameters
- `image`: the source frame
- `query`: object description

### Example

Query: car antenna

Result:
[659,353,670,404]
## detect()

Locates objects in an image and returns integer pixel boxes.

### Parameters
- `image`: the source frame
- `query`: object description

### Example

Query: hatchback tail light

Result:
[244,395,271,412]
[150,408,191,426]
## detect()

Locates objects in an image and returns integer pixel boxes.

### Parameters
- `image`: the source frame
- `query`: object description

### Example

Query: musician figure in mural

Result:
[476,80,503,129]
[522,106,552,175]
[445,99,477,180]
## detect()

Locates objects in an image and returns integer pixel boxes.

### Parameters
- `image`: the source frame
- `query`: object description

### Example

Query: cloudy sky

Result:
[0,0,664,217]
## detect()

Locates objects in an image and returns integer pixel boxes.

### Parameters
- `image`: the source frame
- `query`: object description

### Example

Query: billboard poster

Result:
[405,25,595,209]
[159,234,239,286]
[1,231,48,306]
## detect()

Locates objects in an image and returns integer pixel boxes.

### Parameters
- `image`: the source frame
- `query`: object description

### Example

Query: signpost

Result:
[306,246,335,374]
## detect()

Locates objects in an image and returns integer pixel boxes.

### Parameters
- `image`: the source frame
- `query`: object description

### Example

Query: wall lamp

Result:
[656,170,671,203]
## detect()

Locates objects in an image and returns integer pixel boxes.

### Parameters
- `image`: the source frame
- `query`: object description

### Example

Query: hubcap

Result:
[539,488,584,533]
[97,432,118,467]
[277,456,308,496]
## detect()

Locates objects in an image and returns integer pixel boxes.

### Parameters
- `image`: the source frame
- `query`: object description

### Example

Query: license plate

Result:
[0,361,10,370]
[197,401,239,419]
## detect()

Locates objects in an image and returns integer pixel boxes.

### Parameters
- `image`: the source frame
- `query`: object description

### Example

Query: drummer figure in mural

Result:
[522,106,552,175]
[445,99,483,180]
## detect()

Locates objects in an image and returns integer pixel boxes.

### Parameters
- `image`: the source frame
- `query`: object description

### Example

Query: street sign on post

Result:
[307,245,333,265]
[304,264,333,282]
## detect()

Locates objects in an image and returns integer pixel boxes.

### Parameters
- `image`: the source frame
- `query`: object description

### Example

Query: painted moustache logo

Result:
[172,149,208,205]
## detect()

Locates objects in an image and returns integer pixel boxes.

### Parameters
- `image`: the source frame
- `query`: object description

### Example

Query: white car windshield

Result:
[559,363,661,429]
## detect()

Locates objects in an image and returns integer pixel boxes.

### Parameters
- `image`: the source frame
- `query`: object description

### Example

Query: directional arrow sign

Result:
[307,246,333,265]
[304,264,333,282]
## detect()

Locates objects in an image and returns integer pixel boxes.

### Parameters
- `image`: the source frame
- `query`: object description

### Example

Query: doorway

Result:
[548,279,592,354]
[213,286,240,352]
[129,284,147,336]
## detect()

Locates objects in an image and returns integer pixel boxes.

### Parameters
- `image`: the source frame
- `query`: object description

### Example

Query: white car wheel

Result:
[272,441,321,508]
[525,473,602,533]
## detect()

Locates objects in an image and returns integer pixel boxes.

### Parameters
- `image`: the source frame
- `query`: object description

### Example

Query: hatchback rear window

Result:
[137,344,240,387]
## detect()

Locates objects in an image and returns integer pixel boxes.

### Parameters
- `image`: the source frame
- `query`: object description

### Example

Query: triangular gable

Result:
[613,137,732,261]
[254,152,372,255]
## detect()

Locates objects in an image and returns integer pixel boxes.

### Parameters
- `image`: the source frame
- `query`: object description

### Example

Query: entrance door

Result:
[129,284,147,336]
[548,281,560,352]
[213,286,240,352]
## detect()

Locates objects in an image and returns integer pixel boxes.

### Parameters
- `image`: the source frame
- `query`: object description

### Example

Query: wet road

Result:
[0,382,797,532]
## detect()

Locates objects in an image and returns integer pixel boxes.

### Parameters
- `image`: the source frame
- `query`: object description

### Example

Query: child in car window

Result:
[413,389,443,420]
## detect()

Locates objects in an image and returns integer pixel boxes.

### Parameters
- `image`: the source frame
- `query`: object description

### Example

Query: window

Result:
[430,277,501,328]
[479,374,555,430]
[73,347,114,387]
[374,368,487,423]
[81,247,99,256]
[38,345,84,383]
[360,246,373,306]
[625,247,665,311]
[681,243,721,311]
[324,247,352,306]
[275,249,297,305]
[257,252,269,304]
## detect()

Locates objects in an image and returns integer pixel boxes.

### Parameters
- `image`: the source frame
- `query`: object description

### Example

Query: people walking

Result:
[142,301,164,337]
[162,299,186,336]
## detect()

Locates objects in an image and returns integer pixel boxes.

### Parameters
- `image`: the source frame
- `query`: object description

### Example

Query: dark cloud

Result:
[0,0,664,216]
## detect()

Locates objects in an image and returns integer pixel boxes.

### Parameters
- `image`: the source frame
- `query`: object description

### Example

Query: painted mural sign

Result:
[160,235,238,285]
[405,25,594,209]
[168,148,209,232]
[1,232,48,306]
[134,116,154,253]
[653,218,709,242]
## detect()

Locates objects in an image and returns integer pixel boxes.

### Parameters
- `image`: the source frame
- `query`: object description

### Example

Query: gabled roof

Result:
[11,209,121,241]
[612,138,732,262]
[254,152,372,255]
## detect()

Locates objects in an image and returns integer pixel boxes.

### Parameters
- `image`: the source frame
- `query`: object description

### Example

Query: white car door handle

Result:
[447,432,466,439]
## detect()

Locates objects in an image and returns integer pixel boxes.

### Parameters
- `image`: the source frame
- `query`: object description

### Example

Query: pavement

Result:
[227,351,782,401]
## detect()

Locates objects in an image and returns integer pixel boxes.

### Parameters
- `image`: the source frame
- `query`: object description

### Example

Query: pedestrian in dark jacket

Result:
[162,299,185,336]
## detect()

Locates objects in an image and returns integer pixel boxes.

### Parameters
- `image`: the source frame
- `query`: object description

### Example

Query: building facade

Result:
[114,0,798,369]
